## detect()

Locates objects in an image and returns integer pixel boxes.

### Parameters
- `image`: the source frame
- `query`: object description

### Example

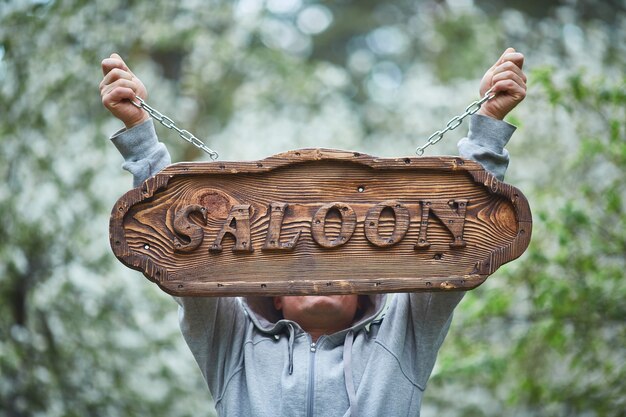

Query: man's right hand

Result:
[100,53,150,129]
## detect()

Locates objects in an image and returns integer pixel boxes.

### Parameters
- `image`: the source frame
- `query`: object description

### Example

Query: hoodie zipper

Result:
[306,337,322,417]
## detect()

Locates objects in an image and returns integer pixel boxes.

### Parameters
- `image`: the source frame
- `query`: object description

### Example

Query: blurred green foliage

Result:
[1,0,624,416]
[428,68,625,416]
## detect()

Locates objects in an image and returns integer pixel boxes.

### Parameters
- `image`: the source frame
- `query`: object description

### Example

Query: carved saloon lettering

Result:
[172,204,207,252]
[311,203,357,248]
[364,200,410,247]
[211,204,254,253]
[172,198,469,253]
[262,202,301,251]
[416,199,469,249]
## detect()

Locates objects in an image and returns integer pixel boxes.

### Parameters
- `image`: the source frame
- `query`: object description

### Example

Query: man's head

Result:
[273,295,360,340]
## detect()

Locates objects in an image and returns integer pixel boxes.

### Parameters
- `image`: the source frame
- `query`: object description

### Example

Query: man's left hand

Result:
[478,48,527,120]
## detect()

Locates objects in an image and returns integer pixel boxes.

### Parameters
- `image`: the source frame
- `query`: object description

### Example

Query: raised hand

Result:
[478,48,527,120]
[100,53,149,129]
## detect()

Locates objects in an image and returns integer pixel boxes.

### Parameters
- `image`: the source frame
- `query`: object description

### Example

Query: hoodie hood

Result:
[242,294,388,340]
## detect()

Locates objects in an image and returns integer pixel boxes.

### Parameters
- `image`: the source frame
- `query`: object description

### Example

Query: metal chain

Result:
[415,88,495,156]
[132,89,494,160]
[132,96,219,160]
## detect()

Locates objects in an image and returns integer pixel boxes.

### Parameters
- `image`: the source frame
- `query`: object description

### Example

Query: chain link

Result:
[415,88,495,156]
[132,96,219,160]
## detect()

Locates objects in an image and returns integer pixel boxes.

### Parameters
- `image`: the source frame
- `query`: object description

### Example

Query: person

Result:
[100,48,526,417]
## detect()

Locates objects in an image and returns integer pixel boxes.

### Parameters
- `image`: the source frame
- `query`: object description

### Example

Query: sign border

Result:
[109,148,532,296]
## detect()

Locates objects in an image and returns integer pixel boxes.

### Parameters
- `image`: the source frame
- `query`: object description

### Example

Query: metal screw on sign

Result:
[132,96,219,160]
[415,88,496,156]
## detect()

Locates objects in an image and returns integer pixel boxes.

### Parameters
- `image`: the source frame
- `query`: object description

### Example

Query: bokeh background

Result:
[1,0,624,416]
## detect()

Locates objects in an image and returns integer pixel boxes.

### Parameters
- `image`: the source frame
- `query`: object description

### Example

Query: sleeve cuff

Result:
[457,114,516,181]
[466,114,516,154]
[110,119,160,162]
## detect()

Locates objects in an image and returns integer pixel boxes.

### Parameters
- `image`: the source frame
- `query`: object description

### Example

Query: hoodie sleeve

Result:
[110,119,171,187]
[174,296,248,398]
[457,113,516,181]
[110,120,247,397]
[385,114,517,388]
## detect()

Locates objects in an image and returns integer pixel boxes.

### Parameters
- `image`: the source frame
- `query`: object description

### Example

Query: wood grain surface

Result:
[110,148,532,296]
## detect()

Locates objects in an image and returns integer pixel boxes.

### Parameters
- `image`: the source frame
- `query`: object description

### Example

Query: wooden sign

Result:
[110,148,531,296]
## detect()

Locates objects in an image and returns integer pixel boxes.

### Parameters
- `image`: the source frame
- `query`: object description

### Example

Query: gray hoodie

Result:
[111,114,515,417]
